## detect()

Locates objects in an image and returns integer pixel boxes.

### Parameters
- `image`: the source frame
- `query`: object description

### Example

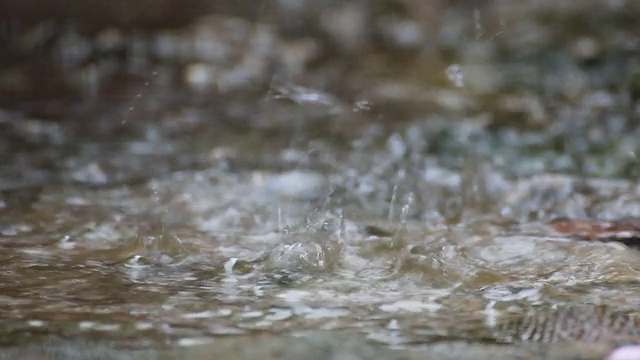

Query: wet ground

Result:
[2,1,640,359]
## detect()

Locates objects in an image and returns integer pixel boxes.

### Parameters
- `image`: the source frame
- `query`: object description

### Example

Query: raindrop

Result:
[393,191,415,251]
[445,64,465,88]
[122,71,157,124]
[399,192,415,227]
[336,207,346,241]
[388,185,399,222]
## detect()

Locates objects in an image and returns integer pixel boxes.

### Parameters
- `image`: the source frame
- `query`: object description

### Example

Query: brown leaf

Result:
[549,218,640,248]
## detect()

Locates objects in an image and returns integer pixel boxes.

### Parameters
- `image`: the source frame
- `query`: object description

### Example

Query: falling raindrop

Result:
[388,184,398,222]
[397,192,415,234]
[336,207,345,241]
[122,71,157,124]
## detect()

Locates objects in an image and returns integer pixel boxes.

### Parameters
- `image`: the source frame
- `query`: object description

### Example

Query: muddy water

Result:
[1,1,640,359]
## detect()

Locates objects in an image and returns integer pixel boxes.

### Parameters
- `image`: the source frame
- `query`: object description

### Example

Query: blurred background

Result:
[1,0,639,180]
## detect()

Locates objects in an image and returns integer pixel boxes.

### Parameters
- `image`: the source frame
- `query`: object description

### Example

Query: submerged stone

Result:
[497,305,640,344]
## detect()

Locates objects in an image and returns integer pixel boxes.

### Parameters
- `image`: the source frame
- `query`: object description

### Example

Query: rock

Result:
[497,305,640,343]
[549,218,640,248]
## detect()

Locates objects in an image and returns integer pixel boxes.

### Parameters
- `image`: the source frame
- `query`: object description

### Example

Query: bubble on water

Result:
[445,64,465,88]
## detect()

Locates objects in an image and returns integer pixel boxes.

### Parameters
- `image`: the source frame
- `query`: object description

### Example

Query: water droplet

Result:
[446,64,465,88]
[388,185,398,222]
[223,257,238,274]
